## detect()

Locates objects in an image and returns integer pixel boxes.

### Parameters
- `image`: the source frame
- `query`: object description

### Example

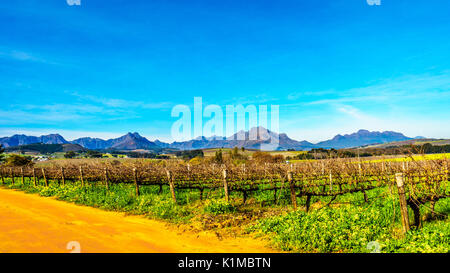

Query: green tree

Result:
[214,149,223,164]
[5,154,33,166]
[231,147,239,159]
[230,146,248,160]
[64,151,77,159]
[175,149,204,160]
[252,151,284,163]
[86,150,103,158]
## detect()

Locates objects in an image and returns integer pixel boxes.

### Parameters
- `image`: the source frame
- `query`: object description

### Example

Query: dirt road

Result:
[0,188,274,253]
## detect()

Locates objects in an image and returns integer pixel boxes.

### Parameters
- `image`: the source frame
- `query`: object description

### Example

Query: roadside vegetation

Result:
[249,187,449,253]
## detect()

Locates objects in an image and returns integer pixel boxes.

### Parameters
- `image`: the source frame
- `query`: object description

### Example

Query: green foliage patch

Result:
[203,199,236,215]
[249,190,449,253]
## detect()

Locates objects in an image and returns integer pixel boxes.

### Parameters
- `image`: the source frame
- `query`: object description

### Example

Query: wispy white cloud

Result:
[1,101,141,126]
[20,103,104,113]
[287,90,336,101]
[0,109,85,125]
[223,94,278,105]
[307,72,450,105]
[69,91,173,109]
[336,105,369,120]
[0,49,58,65]
[1,90,172,130]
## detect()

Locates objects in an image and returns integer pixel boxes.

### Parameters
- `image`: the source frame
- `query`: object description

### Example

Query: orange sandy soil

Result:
[0,188,275,253]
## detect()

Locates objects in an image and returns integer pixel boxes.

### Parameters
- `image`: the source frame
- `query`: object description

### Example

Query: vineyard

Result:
[1,157,449,252]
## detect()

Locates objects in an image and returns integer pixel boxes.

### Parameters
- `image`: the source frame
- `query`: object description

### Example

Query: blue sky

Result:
[1,0,449,142]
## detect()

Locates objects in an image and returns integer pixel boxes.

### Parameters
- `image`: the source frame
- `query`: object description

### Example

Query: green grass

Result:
[248,187,449,253]
[203,199,236,215]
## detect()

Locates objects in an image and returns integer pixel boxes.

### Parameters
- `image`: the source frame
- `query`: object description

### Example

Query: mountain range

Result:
[0,134,67,147]
[0,128,418,151]
[71,132,160,150]
[168,127,317,151]
[314,129,414,149]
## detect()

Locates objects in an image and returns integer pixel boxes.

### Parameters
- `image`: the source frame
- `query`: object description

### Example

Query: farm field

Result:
[201,148,306,158]
[0,157,448,253]
[362,153,450,163]
[289,153,450,164]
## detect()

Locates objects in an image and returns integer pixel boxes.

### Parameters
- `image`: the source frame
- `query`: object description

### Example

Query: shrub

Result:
[252,151,284,163]
[64,151,77,158]
[86,150,103,158]
[5,154,34,166]
[204,199,235,215]
[213,149,223,164]
[189,156,203,165]
[176,149,204,160]
[229,146,248,160]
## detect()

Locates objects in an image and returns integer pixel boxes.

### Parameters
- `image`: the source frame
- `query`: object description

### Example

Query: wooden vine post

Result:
[329,171,333,191]
[358,161,368,202]
[32,168,37,186]
[79,166,84,187]
[395,173,410,233]
[0,168,4,185]
[187,164,191,186]
[165,170,176,203]
[21,167,25,185]
[104,168,109,190]
[222,169,229,202]
[61,167,65,186]
[199,188,204,200]
[242,190,248,205]
[10,168,15,185]
[363,190,368,202]
[41,168,48,187]
[305,194,312,212]
[133,168,140,197]
[444,166,448,182]
[287,171,297,211]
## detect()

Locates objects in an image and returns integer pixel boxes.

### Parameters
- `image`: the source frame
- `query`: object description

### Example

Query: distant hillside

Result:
[364,138,450,149]
[315,130,412,149]
[154,139,171,148]
[5,143,86,154]
[0,134,68,147]
[69,137,110,149]
[71,132,160,150]
[168,127,315,151]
